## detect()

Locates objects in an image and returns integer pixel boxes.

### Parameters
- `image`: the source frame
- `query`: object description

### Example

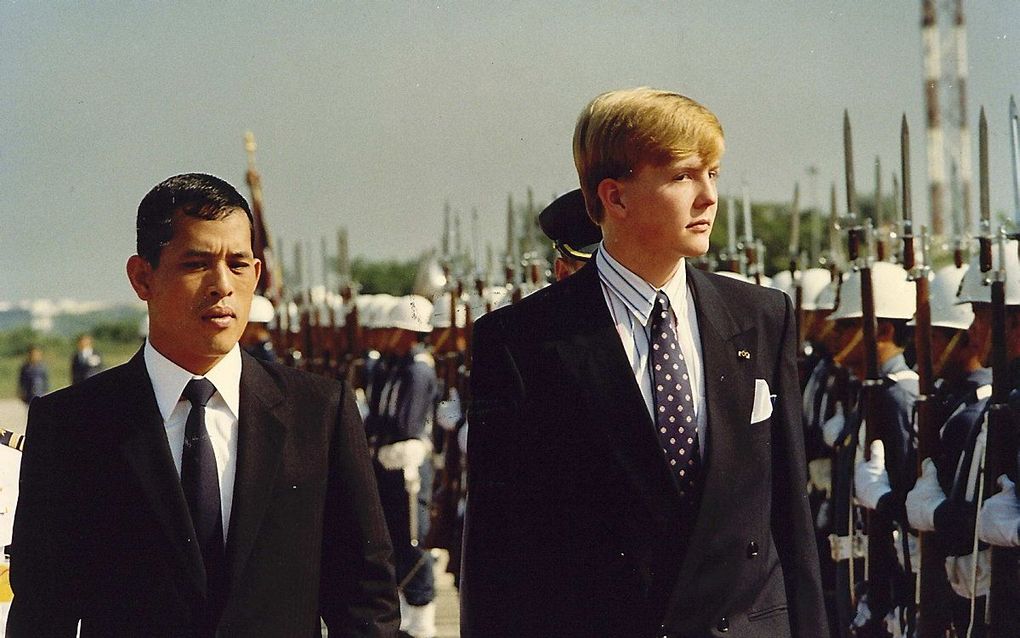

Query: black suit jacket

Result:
[461,262,825,638]
[8,349,398,637]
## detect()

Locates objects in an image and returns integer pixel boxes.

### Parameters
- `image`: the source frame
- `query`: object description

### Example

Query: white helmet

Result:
[431,291,467,329]
[367,294,400,329]
[957,239,1020,305]
[909,265,973,330]
[813,275,843,312]
[486,286,511,312]
[248,295,275,323]
[770,270,793,295]
[799,268,833,311]
[388,295,434,333]
[828,261,915,321]
[353,294,375,327]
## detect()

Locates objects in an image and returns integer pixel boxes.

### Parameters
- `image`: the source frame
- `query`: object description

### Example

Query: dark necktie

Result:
[650,291,701,502]
[181,378,226,596]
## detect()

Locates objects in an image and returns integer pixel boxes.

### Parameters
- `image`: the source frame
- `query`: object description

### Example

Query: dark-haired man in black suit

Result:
[461,89,826,637]
[9,173,398,637]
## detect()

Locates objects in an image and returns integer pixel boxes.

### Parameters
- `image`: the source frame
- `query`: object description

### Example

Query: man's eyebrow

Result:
[180,249,254,259]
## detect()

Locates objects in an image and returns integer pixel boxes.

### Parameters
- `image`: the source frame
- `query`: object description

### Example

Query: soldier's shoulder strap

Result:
[0,430,24,453]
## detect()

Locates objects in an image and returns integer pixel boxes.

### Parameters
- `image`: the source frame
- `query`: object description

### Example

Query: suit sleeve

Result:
[7,397,84,636]
[770,294,828,636]
[319,380,400,637]
[460,313,533,637]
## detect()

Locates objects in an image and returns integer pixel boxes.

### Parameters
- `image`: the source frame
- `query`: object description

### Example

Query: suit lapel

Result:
[117,350,207,596]
[670,266,757,590]
[554,264,682,522]
[224,353,286,592]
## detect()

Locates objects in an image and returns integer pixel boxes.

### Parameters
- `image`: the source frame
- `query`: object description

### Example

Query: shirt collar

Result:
[143,340,242,423]
[596,242,687,326]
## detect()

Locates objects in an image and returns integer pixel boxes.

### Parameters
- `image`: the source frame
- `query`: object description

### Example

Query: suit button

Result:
[717,616,729,632]
[747,540,759,558]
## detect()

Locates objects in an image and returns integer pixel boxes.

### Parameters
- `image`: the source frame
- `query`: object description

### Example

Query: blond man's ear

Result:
[596,177,626,222]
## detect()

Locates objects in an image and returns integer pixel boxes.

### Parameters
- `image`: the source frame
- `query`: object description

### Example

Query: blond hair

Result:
[573,88,724,223]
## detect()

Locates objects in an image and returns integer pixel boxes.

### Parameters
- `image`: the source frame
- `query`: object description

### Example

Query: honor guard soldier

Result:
[793,269,843,636]
[828,262,919,634]
[537,188,602,282]
[370,295,439,638]
[905,263,991,636]
[975,240,1020,545]
[238,295,277,363]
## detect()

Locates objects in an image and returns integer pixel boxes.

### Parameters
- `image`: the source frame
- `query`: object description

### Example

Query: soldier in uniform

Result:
[537,188,602,281]
[827,262,918,635]
[70,334,103,384]
[238,295,276,363]
[974,241,1020,555]
[906,263,991,636]
[369,295,439,638]
[794,271,844,636]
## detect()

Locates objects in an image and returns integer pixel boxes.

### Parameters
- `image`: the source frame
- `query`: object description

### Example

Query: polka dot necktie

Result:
[650,291,701,501]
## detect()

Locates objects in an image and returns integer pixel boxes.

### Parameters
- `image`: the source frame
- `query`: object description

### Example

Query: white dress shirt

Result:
[596,245,707,456]
[143,340,240,542]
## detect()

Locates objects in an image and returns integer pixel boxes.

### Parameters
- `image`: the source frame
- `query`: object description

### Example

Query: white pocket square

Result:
[751,378,774,424]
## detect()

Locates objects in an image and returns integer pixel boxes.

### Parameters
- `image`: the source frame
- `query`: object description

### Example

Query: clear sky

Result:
[3,1,1019,302]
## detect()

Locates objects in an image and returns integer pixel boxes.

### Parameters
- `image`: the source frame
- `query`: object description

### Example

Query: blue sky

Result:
[3,1,1018,301]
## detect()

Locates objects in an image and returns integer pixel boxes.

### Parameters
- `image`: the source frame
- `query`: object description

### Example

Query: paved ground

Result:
[430,549,461,638]
[0,398,461,636]
[0,401,26,435]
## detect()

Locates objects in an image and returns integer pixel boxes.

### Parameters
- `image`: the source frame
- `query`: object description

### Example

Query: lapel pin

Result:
[737,350,751,359]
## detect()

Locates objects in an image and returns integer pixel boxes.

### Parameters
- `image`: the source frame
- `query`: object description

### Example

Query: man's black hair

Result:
[136,173,253,266]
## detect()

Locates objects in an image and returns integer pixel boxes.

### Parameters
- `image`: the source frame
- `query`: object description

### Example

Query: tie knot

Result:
[183,378,217,407]
[655,291,670,309]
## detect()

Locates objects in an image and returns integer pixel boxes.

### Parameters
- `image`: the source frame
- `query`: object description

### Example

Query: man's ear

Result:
[126,255,154,301]
[252,258,263,290]
[596,178,626,221]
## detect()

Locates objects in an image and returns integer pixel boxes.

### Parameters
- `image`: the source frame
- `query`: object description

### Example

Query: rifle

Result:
[789,183,805,344]
[844,111,890,636]
[980,105,1020,637]
[243,132,281,303]
[902,115,949,637]
[424,285,467,552]
[721,197,742,273]
[741,183,761,284]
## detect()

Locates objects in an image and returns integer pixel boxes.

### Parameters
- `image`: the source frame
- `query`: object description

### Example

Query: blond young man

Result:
[462,89,825,637]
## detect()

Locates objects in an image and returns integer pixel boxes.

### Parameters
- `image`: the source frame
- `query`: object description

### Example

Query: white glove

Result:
[377,438,432,482]
[435,388,462,432]
[822,403,845,448]
[978,475,1020,547]
[457,421,469,456]
[905,457,946,531]
[945,550,991,598]
[355,387,369,421]
[854,440,891,510]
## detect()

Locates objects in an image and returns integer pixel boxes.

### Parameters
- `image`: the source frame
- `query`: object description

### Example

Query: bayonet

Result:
[1010,96,1019,230]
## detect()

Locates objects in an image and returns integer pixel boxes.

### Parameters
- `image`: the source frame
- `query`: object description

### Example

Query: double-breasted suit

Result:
[8,349,398,637]
[461,261,825,637]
